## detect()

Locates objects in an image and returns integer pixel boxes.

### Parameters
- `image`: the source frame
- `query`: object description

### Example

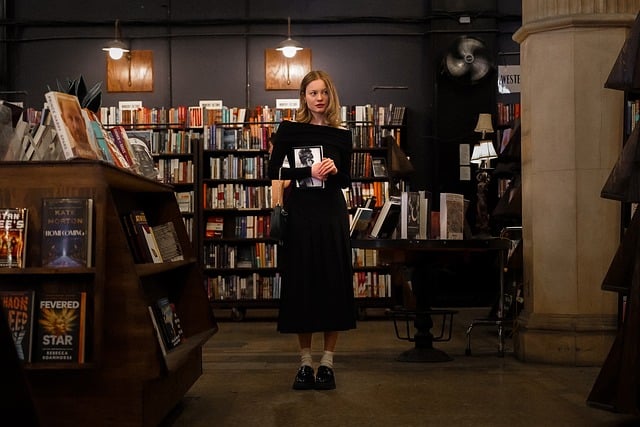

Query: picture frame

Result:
[372,157,388,178]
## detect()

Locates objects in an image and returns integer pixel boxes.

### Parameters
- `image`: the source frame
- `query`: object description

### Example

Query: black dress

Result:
[268,121,356,333]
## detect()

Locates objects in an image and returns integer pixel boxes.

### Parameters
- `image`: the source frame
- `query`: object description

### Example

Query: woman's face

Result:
[304,79,329,116]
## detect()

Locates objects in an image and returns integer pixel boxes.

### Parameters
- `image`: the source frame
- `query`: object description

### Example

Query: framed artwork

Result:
[107,50,154,92]
[265,48,312,90]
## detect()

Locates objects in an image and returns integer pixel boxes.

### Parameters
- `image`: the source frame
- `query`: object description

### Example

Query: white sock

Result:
[320,350,334,369]
[300,347,313,367]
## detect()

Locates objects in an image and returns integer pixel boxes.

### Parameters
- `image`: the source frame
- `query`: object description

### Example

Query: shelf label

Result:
[200,100,223,110]
[276,99,300,109]
[118,100,143,110]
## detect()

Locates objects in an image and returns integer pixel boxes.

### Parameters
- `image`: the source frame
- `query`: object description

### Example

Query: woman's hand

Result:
[313,158,337,180]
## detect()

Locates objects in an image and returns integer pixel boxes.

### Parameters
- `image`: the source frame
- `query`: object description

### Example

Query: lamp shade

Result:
[470,140,497,168]
[276,17,303,58]
[276,38,303,58]
[102,19,129,60]
[474,113,494,138]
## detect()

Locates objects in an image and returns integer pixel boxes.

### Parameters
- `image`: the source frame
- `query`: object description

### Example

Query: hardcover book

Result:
[110,126,138,173]
[293,146,324,188]
[369,196,401,239]
[350,207,374,238]
[33,292,87,363]
[128,210,162,263]
[41,198,93,268]
[44,91,100,161]
[439,193,464,240]
[0,290,35,362]
[400,191,421,239]
[0,208,28,268]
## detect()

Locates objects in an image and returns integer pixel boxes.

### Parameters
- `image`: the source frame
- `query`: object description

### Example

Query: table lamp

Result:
[471,114,497,237]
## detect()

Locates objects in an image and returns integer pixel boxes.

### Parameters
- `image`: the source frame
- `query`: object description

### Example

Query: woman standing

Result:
[268,70,355,390]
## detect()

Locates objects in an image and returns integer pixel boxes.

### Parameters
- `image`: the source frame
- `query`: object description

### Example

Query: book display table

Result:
[351,238,510,362]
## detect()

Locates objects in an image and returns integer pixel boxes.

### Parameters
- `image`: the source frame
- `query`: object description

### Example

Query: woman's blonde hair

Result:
[296,70,342,128]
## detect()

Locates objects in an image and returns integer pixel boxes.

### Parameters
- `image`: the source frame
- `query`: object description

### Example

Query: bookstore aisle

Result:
[161,308,639,427]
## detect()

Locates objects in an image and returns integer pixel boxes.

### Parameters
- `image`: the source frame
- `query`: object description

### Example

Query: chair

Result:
[465,226,522,356]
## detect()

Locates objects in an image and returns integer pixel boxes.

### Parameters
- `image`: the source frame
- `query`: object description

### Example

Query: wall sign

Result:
[498,65,521,94]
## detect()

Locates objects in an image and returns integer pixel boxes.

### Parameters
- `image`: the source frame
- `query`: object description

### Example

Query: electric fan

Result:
[442,36,494,84]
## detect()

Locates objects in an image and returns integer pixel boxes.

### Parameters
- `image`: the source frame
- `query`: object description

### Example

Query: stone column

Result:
[512,1,640,365]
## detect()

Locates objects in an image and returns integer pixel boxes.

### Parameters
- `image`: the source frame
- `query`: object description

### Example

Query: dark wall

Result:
[3,0,520,199]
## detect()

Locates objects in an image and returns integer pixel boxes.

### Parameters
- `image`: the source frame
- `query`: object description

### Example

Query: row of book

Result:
[205,215,271,239]
[0,198,93,269]
[203,183,272,210]
[3,93,159,182]
[206,273,282,301]
[157,158,194,184]
[345,181,389,210]
[208,155,268,180]
[350,191,466,241]
[353,271,392,298]
[95,102,405,129]
[496,102,521,127]
[121,210,185,264]
[0,290,86,363]
[203,242,278,269]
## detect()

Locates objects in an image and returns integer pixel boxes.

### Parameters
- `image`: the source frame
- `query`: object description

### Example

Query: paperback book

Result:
[0,290,35,362]
[350,207,374,239]
[0,207,28,268]
[151,221,185,262]
[33,292,87,363]
[41,198,93,268]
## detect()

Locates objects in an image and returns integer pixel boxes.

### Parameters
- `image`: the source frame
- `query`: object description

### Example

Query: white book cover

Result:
[439,193,464,240]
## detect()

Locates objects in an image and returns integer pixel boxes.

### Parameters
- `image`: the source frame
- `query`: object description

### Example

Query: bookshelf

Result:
[100,103,407,320]
[201,119,280,320]
[0,161,217,426]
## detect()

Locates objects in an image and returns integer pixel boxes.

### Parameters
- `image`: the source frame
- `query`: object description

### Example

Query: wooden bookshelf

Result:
[0,161,217,427]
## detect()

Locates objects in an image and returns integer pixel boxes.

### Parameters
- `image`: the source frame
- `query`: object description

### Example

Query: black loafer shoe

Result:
[314,365,336,390]
[292,365,315,390]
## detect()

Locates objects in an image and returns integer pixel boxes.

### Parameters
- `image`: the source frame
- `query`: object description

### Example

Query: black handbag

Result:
[269,170,288,244]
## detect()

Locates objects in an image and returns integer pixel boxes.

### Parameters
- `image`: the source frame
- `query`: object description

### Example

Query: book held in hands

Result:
[0,207,28,268]
[293,145,324,188]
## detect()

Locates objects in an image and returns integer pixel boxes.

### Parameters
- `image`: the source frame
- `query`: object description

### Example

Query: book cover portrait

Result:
[0,207,28,268]
[44,91,99,160]
[293,145,324,188]
[41,198,93,268]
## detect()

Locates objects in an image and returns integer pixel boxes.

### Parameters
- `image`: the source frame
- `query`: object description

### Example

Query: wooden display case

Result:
[0,161,217,427]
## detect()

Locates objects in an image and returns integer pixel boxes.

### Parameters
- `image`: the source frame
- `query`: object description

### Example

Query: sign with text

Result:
[276,99,300,109]
[498,65,521,94]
